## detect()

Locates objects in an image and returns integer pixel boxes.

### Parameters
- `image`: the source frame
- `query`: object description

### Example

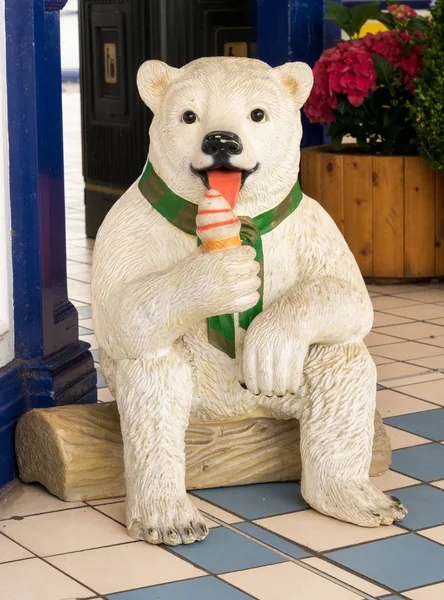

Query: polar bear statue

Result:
[91,57,407,546]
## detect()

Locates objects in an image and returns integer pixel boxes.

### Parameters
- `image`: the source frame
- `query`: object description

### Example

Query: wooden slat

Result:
[435,170,444,276]
[343,155,373,277]
[372,156,405,278]
[404,157,435,278]
[300,147,321,200]
[319,152,344,234]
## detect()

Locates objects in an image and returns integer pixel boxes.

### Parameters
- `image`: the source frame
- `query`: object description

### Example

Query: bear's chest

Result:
[261,216,301,305]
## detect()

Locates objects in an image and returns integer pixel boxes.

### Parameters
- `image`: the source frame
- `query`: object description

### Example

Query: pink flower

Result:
[305,60,337,124]
[388,4,417,20]
[305,42,377,124]
[304,28,425,126]
[361,30,424,89]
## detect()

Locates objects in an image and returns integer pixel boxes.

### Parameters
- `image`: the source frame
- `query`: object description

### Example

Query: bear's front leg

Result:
[242,276,374,397]
[242,299,309,397]
[299,342,407,527]
[115,351,208,546]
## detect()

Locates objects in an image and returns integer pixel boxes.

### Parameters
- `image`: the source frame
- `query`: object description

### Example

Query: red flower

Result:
[360,30,424,90]
[305,42,377,123]
[304,26,424,126]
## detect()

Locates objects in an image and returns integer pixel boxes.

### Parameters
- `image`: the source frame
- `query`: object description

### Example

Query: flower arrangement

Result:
[304,1,428,155]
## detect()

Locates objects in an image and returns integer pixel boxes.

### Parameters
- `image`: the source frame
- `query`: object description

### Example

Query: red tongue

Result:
[207,170,242,209]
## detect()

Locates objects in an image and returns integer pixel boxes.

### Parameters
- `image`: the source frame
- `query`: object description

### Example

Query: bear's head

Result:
[137,57,313,215]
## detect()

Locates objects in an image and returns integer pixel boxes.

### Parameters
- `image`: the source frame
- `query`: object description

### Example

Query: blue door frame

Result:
[0,0,96,489]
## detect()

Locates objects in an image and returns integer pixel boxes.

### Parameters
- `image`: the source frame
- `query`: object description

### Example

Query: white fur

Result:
[92,57,406,546]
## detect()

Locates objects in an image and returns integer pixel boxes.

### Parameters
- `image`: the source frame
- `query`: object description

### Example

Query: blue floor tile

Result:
[378,596,401,599]
[234,522,311,559]
[391,443,444,481]
[91,348,99,363]
[388,485,444,530]
[385,409,444,442]
[168,526,287,574]
[192,482,308,519]
[106,576,252,599]
[326,533,444,591]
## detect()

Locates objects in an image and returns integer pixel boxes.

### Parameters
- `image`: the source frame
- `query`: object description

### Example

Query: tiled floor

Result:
[1,86,444,600]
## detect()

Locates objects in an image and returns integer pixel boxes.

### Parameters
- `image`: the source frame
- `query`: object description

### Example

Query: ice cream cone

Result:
[197,190,241,252]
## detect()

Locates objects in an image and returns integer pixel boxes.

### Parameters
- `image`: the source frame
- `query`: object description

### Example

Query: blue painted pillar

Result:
[257,0,340,147]
[0,0,96,488]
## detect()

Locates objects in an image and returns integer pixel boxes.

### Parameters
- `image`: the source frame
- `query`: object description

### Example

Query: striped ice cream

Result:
[196,190,242,252]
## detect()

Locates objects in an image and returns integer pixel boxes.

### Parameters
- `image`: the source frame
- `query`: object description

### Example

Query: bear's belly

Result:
[182,320,303,423]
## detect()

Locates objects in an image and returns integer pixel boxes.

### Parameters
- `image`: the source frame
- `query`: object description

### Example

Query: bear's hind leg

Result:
[115,352,208,546]
[299,342,407,527]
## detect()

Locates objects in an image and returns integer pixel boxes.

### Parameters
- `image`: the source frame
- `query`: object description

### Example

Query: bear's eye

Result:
[250,109,265,123]
[182,110,198,124]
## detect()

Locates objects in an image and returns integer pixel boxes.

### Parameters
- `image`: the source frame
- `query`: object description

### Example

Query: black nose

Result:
[202,131,243,156]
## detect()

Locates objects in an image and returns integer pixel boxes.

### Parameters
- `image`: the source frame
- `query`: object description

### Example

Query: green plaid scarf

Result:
[139,162,303,358]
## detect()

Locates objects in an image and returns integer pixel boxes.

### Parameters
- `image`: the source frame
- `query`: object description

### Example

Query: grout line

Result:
[0,503,88,522]
[377,368,440,383]
[189,490,311,522]
[0,530,101,597]
[91,497,390,598]
[100,575,259,600]
[377,384,444,410]
[43,539,140,559]
[383,421,442,444]
[197,511,379,600]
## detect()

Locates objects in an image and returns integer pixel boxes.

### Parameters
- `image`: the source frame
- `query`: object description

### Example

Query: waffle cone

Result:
[202,235,242,253]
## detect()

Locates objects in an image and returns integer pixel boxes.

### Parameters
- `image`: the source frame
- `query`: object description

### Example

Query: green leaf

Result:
[407,17,429,34]
[324,1,351,23]
[324,1,357,38]
[375,12,397,31]
[331,133,343,149]
[382,109,396,129]
[372,54,395,86]
[335,95,349,116]
[324,0,382,38]
[350,2,382,34]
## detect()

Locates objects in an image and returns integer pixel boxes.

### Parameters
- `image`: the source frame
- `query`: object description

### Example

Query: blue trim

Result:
[45,0,68,10]
[0,0,96,490]
[257,0,341,147]
[62,68,80,82]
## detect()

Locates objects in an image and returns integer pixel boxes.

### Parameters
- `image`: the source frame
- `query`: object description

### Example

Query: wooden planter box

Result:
[301,146,444,281]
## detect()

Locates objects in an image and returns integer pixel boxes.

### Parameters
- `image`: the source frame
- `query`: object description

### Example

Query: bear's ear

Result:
[137,60,179,114]
[273,62,314,110]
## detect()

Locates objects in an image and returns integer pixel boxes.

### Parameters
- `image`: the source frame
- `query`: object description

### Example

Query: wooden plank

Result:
[319,152,344,234]
[343,155,373,277]
[435,170,444,276]
[300,147,321,200]
[372,156,405,278]
[404,157,435,278]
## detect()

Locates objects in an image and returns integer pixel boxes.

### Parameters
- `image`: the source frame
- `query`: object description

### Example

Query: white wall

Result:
[0,0,14,367]
[60,0,79,77]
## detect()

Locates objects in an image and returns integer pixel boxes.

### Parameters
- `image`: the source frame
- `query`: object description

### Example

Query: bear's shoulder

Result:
[93,183,196,278]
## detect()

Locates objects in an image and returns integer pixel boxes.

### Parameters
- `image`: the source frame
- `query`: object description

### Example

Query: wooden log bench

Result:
[15,402,391,502]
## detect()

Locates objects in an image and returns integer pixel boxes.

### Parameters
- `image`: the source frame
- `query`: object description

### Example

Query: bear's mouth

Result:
[191,163,260,191]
